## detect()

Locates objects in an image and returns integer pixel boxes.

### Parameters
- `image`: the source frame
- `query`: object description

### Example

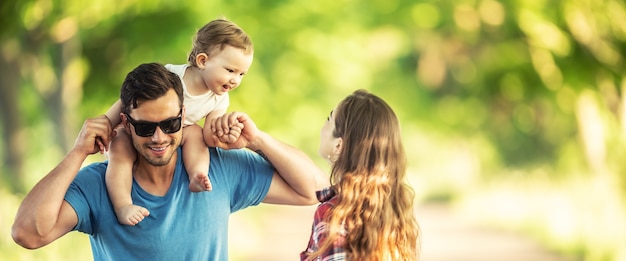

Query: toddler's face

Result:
[201,45,253,95]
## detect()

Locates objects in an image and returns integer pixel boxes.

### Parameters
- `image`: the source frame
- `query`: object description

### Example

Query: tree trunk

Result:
[0,58,25,193]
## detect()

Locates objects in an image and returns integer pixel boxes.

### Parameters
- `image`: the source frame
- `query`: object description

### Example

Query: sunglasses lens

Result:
[135,123,157,137]
[160,117,182,134]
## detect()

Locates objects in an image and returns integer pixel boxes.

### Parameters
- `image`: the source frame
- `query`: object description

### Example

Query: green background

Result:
[1,0,625,260]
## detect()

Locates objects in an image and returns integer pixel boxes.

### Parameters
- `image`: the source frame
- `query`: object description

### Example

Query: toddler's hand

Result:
[223,122,243,143]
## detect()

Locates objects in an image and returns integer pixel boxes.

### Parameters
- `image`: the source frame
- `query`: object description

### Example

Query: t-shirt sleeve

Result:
[211,148,274,212]
[64,162,108,234]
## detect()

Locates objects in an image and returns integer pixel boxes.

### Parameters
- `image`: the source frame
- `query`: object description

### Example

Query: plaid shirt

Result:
[300,187,347,261]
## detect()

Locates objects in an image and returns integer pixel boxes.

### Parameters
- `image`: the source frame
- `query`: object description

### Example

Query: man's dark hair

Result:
[120,63,184,114]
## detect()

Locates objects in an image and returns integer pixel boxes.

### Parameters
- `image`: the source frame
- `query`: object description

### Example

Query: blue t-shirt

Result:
[64,147,274,260]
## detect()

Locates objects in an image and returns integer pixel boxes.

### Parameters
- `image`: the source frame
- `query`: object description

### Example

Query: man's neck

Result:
[132,157,177,197]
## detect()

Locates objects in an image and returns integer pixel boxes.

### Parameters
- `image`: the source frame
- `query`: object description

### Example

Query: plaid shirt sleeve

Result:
[300,188,347,261]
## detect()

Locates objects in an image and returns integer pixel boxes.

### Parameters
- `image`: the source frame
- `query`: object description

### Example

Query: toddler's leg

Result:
[105,126,150,226]
[182,124,211,192]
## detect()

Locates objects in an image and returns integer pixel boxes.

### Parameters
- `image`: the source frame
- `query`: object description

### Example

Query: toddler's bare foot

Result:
[189,173,212,192]
[116,204,150,226]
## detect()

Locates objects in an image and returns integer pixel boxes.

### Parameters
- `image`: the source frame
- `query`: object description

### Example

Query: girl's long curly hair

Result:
[311,90,420,261]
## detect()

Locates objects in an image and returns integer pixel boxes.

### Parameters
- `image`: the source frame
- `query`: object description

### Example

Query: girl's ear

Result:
[332,137,343,159]
[196,53,209,68]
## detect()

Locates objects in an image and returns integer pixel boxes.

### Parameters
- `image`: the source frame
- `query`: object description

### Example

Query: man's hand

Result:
[12,115,114,249]
[75,115,115,156]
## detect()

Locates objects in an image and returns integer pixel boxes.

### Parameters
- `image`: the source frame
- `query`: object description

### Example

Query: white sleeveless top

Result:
[165,64,229,126]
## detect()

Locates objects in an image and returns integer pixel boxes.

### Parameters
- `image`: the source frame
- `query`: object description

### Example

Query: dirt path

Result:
[416,204,575,261]
[229,203,576,261]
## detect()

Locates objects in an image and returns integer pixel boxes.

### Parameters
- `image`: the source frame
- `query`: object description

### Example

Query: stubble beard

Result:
[134,139,178,167]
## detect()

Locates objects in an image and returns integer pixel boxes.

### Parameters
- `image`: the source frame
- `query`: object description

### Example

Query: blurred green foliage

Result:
[2,0,626,260]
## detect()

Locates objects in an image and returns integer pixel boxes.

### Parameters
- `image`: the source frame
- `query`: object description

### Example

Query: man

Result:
[12,63,328,260]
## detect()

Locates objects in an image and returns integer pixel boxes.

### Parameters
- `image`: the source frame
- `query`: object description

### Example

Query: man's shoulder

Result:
[80,161,108,172]
[74,161,108,183]
[210,147,259,162]
[208,148,272,174]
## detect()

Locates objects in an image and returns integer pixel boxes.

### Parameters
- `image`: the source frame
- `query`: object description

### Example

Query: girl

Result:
[301,90,421,261]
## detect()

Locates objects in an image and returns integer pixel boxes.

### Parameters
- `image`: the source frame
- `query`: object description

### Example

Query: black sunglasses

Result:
[125,109,183,137]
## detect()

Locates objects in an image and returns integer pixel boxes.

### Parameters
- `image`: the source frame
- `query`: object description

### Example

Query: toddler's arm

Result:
[202,109,227,147]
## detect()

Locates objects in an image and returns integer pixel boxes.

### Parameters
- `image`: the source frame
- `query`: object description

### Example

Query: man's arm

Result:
[12,115,113,249]
[210,112,329,205]
[253,131,329,205]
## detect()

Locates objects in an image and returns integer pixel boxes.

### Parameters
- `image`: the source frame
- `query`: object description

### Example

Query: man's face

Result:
[124,89,183,167]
